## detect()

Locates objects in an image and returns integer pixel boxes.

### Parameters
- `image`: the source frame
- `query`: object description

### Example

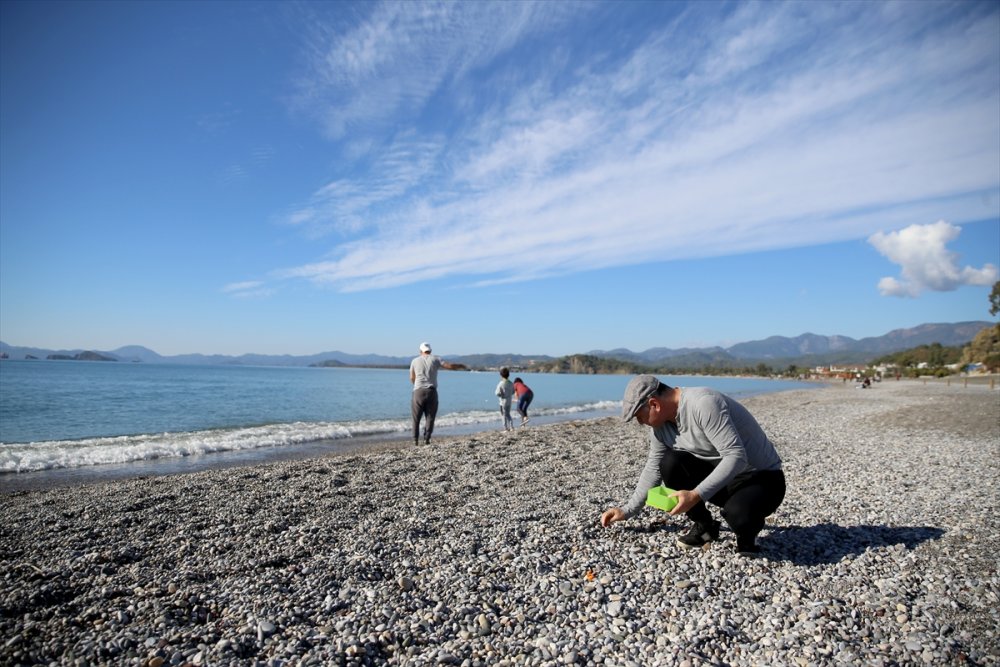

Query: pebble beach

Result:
[1,379,998,667]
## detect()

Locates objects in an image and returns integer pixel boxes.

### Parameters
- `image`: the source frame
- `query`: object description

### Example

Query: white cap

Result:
[419,342,432,353]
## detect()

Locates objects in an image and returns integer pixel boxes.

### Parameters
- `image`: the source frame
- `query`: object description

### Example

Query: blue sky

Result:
[1,1,998,358]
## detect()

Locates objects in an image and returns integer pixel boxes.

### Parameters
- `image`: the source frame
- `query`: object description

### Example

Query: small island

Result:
[46,351,117,362]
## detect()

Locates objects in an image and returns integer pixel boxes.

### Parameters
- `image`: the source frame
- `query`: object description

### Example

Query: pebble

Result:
[0,381,997,666]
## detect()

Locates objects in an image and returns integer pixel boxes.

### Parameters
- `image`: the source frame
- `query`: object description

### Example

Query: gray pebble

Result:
[0,381,996,666]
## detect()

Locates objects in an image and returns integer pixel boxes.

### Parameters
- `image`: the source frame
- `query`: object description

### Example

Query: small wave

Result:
[0,420,407,473]
[0,402,622,473]
[546,400,620,415]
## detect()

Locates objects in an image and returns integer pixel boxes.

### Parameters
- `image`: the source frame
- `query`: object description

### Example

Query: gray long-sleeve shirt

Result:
[495,378,514,407]
[622,387,782,518]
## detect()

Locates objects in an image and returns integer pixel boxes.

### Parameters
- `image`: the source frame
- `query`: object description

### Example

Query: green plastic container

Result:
[645,485,678,512]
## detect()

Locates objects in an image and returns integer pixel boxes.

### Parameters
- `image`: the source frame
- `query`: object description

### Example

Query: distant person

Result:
[600,375,785,556]
[409,342,466,445]
[495,367,515,431]
[513,377,534,425]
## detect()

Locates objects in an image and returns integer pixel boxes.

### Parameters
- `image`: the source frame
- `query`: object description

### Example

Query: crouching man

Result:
[600,375,785,556]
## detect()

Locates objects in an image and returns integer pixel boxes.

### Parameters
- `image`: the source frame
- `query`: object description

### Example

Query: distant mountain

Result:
[724,322,990,360]
[590,346,732,365]
[852,321,992,355]
[443,353,555,368]
[110,346,165,363]
[726,333,855,360]
[0,321,992,368]
[586,321,993,368]
[0,343,415,368]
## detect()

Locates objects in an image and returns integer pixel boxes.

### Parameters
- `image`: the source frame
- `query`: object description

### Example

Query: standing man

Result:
[409,342,466,445]
[600,375,785,556]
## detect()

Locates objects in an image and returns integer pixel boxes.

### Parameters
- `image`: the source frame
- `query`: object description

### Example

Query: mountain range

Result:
[0,321,992,369]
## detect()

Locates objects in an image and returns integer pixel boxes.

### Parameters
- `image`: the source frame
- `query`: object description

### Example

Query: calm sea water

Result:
[0,361,815,487]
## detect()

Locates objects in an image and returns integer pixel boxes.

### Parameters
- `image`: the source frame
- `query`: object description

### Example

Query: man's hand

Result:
[600,507,625,527]
[668,489,702,516]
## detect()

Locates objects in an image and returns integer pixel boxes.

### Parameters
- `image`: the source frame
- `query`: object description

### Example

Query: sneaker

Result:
[676,519,721,549]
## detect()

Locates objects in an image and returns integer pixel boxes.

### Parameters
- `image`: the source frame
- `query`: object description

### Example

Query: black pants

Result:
[660,448,785,542]
[411,387,438,441]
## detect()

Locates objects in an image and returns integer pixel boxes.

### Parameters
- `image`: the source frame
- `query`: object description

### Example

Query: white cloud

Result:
[869,221,999,297]
[222,281,262,293]
[281,2,999,293]
[222,281,275,299]
[283,135,445,238]
[293,2,577,140]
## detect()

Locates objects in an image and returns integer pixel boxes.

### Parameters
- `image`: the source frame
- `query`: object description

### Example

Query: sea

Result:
[0,361,816,491]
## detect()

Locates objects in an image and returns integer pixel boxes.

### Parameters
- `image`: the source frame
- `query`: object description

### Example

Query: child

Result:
[495,367,515,431]
[513,377,534,425]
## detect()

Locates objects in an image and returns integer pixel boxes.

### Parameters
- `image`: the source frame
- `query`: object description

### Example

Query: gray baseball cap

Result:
[621,374,662,421]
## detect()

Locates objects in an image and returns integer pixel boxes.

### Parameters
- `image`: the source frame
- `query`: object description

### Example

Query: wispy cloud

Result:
[218,164,248,186]
[282,135,445,237]
[219,145,275,187]
[292,2,575,140]
[280,1,999,293]
[869,221,998,297]
[196,107,242,135]
[222,281,275,299]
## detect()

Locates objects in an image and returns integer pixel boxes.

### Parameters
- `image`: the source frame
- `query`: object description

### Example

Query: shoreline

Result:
[1,380,997,665]
[0,431,420,495]
[0,408,623,495]
[7,375,993,495]
[0,378,825,495]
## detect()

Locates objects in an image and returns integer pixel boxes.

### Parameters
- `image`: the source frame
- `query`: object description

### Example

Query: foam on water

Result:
[3,424,335,473]
[0,400,623,473]
[1,361,815,482]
